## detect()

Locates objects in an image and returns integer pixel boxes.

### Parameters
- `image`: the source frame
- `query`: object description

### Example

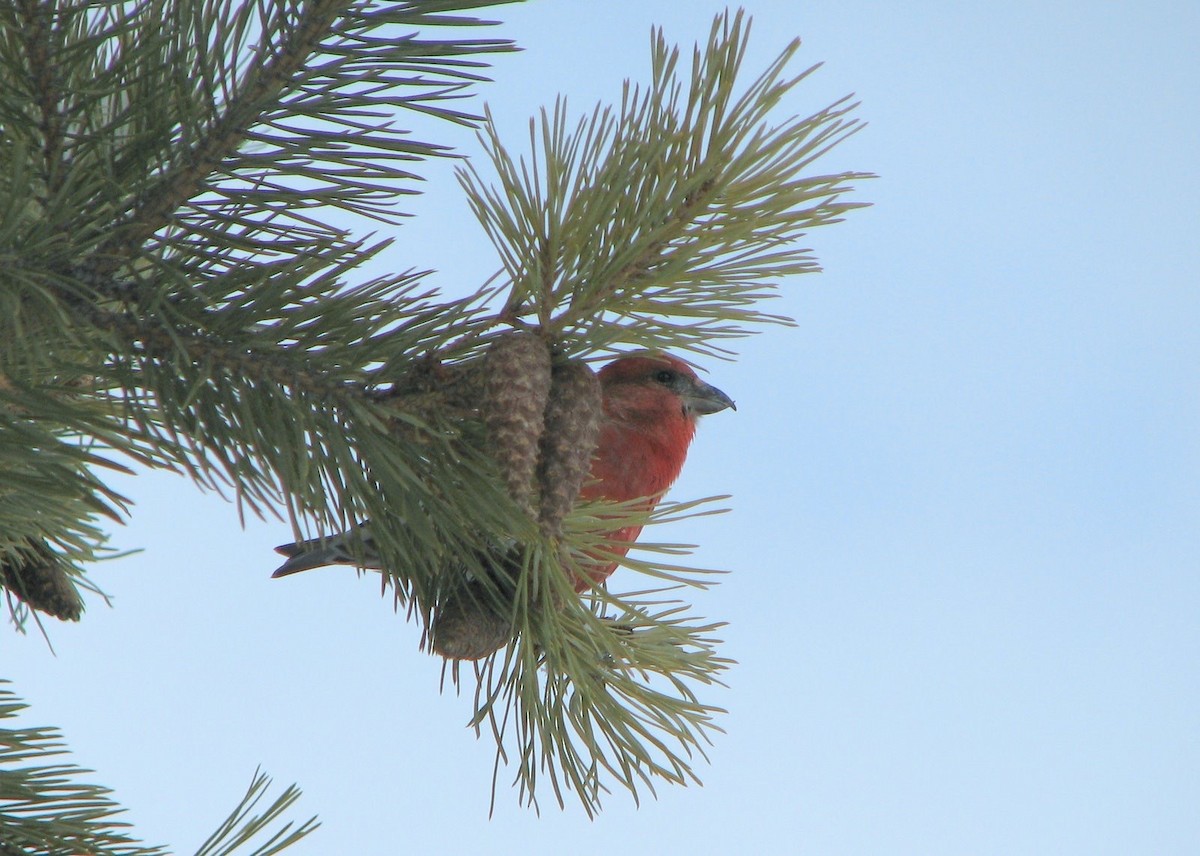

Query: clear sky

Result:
[6,2,1198,854]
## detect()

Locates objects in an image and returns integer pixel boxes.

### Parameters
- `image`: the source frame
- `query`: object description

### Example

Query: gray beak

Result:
[685,379,736,416]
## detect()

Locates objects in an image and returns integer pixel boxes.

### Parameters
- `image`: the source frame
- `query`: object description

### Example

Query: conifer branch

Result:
[92,0,350,272]
[460,11,873,359]
[1,0,871,825]
[0,682,317,853]
[14,0,65,200]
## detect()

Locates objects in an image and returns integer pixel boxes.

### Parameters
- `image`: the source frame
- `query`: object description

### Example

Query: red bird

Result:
[272,352,734,591]
[573,353,734,590]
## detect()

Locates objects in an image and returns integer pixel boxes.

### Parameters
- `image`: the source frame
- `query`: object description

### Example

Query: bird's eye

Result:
[654,369,676,384]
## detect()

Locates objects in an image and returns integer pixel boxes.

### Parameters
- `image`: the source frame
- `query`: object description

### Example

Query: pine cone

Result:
[537,361,603,539]
[0,541,84,621]
[481,333,552,515]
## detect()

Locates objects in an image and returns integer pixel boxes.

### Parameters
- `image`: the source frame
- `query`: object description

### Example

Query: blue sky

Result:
[6,2,1198,853]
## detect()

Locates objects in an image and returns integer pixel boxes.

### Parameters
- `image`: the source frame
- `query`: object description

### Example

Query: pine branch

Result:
[91,0,354,272]
[0,682,317,853]
[459,10,874,359]
[0,680,164,854]
[2,0,517,292]
[12,0,65,200]
[461,496,734,816]
[1,0,519,617]
[2,0,871,822]
[191,769,319,856]
[0,375,138,628]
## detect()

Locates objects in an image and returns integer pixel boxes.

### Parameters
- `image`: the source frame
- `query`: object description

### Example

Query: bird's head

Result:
[598,352,735,426]
[584,352,733,506]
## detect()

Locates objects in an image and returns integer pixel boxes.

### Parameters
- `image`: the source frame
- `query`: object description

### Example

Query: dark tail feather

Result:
[271,539,332,578]
[270,531,381,578]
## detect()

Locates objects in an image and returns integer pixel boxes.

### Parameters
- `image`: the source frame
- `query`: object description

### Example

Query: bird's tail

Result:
[271,529,381,578]
[272,539,331,577]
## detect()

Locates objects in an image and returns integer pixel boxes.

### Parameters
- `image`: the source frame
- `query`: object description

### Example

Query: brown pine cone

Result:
[481,333,552,515]
[536,361,603,539]
[0,540,84,621]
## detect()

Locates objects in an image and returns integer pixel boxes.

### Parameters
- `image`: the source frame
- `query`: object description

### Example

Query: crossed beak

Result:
[685,379,736,416]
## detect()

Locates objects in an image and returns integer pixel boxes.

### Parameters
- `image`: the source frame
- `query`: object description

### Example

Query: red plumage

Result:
[574,353,734,591]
